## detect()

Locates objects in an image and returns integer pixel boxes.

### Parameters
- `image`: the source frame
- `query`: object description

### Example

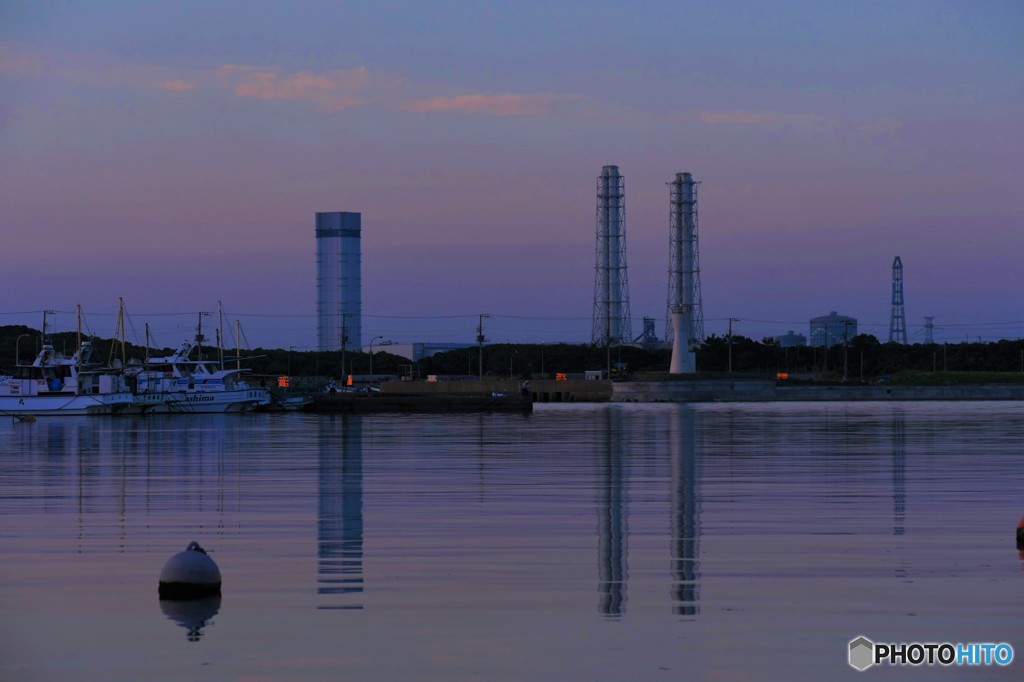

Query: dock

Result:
[305,391,533,413]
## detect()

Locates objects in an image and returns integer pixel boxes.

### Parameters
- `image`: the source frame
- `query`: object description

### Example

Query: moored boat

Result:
[125,339,271,413]
[0,342,133,417]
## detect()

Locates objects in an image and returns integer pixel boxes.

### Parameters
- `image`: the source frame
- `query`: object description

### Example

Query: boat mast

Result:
[145,322,150,363]
[76,304,82,374]
[218,300,225,370]
[235,319,241,371]
[119,297,126,368]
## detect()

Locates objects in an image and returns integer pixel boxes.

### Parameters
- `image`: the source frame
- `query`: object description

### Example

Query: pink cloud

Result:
[0,47,47,77]
[407,93,579,116]
[699,110,776,125]
[158,79,196,91]
[218,65,369,110]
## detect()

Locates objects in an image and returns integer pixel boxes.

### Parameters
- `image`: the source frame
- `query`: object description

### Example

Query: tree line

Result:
[1,325,1021,384]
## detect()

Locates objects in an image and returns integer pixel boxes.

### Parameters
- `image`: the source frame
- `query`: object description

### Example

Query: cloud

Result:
[158,79,196,92]
[217,65,370,111]
[699,110,776,125]
[2,48,583,119]
[407,93,581,116]
[0,47,47,77]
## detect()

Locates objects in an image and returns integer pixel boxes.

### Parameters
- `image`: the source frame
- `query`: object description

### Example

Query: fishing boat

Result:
[0,341,133,417]
[126,338,271,413]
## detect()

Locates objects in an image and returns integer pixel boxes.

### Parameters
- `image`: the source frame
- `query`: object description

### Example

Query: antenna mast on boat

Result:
[196,311,210,360]
[42,309,55,345]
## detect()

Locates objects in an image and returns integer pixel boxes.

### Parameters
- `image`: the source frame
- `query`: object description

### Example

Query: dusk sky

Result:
[2,1,1021,349]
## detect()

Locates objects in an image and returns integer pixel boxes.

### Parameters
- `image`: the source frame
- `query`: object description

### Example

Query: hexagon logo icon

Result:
[849,636,875,671]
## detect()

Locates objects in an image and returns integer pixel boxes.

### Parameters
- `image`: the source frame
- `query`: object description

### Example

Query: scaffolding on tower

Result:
[592,165,632,345]
[665,172,704,347]
[889,256,908,344]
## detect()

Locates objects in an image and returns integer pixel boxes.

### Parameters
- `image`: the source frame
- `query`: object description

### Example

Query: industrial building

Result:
[775,330,808,347]
[360,342,474,363]
[809,312,857,347]
[316,211,362,352]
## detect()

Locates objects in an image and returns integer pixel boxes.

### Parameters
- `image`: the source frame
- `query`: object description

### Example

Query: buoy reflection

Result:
[159,595,220,642]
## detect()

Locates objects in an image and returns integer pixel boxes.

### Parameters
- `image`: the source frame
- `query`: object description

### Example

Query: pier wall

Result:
[613,380,1024,402]
[380,379,613,402]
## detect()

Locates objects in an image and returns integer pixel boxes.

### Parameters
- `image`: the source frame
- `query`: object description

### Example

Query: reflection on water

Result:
[318,415,364,609]
[2,403,1023,680]
[597,408,628,616]
[671,406,700,616]
[159,596,220,642]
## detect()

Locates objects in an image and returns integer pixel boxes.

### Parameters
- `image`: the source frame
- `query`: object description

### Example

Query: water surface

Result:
[1,402,1021,680]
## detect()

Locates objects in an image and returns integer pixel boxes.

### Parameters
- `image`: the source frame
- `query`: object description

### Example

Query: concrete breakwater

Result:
[613,380,1024,403]
[376,378,1024,403]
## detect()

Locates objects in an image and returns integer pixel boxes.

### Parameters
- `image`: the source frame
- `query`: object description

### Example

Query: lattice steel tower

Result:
[889,256,907,344]
[592,165,632,345]
[665,172,704,347]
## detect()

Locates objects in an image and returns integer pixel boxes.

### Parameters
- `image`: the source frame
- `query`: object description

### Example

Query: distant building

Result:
[775,330,807,347]
[810,311,857,347]
[316,212,361,351]
[364,342,475,362]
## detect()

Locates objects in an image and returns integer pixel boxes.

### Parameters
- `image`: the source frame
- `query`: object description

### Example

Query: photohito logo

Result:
[848,636,1014,671]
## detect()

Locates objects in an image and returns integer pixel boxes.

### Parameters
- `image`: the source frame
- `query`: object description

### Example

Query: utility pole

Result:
[341,314,349,383]
[727,317,739,373]
[843,321,851,382]
[477,314,490,381]
[370,336,383,376]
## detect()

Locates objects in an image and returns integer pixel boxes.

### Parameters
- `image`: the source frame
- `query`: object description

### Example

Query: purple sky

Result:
[1,1,1022,349]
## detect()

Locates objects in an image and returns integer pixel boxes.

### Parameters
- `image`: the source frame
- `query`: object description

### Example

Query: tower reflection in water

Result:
[318,415,364,610]
[670,406,700,616]
[596,405,702,617]
[597,408,628,617]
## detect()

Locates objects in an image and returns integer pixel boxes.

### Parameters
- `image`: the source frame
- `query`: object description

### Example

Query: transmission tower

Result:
[923,316,934,344]
[889,256,908,344]
[592,165,632,345]
[665,172,704,347]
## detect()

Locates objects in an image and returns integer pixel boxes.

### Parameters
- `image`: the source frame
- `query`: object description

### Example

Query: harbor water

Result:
[0,402,1021,680]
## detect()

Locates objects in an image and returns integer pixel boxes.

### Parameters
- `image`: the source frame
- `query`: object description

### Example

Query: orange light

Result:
[347,375,353,386]
[776,373,789,380]
[277,376,290,387]
[556,373,567,381]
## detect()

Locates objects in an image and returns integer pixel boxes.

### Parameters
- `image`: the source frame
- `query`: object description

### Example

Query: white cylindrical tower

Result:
[316,212,362,351]
[666,172,703,372]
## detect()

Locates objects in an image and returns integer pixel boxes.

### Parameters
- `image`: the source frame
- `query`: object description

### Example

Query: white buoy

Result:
[159,541,221,598]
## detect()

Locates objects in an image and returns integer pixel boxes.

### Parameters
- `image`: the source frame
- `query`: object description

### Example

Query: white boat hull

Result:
[129,388,271,414]
[0,393,134,416]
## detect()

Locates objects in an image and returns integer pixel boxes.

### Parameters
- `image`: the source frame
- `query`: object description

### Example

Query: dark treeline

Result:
[2,325,1022,383]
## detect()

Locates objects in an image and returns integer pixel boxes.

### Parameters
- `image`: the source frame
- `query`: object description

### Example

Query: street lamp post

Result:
[369,335,383,376]
[15,334,30,366]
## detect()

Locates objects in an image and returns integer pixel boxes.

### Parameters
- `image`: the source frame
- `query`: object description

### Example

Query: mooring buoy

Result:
[158,541,222,599]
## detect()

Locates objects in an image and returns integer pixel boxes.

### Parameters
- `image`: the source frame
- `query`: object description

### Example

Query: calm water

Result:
[1,402,1021,680]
